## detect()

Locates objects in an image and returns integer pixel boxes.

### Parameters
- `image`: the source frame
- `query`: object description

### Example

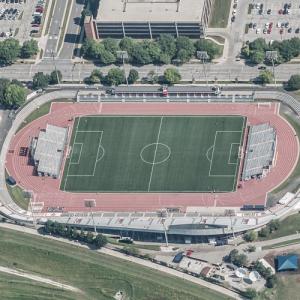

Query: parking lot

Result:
[0,0,45,43]
[245,0,300,42]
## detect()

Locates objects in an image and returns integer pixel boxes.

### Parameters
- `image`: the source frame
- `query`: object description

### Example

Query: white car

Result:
[277,22,281,28]
[256,28,261,33]
[265,22,270,28]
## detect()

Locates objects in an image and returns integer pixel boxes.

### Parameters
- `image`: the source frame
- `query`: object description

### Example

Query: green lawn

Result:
[0,273,76,300]
[0,227,231,300]
[209,0,232,28]
[6,184,29,211]
[18,101,52,132]
[259,214,300,241]
[61,115,245,193]
[262,238,300,250]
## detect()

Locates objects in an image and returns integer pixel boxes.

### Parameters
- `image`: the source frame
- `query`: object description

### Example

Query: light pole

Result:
[196,51,210,86]
[84,199,97,233]
[50,50,60,85]
[265,50,278,85]
[157,209,169,247]
[117,50,129,86]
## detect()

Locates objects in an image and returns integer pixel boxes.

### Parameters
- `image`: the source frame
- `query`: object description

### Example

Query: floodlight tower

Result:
[85,199,97,233]
[196,51,210,86]
[117,50,129,86]
[157,209,169,247]
[265,50,278,85]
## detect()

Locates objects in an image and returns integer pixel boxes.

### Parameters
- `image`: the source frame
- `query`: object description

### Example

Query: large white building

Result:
[84,0,213,39]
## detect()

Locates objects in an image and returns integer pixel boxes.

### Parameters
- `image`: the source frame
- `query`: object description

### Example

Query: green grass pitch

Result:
[60,115,246,193]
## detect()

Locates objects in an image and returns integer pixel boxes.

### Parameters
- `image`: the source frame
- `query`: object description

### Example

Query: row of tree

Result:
[242,37,300,65]
[43,220,108,249]
[85,67,182,86]
[32,70,62,90]
[81,35,222,65]
[0,78,26,108]
[0,38,39,66]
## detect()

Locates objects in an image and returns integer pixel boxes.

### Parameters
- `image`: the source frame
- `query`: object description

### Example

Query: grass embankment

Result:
[0,227,230,300]
[6,183,30,211]
[107,238,161,251]
[209,0,232,28]
[18,101,52,132]
[0,273,74,300]
[271,111,300,194]
[259,214,300,241]
[262,238,300,250]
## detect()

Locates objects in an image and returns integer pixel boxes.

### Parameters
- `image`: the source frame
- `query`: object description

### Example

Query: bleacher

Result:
[242,123,276,180]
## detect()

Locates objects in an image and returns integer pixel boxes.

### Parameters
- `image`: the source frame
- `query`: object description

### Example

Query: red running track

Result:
[5,102,299,212]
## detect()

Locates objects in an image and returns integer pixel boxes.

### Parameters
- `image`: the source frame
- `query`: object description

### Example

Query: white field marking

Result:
[147,116,164,192]
[140,142,171,165]
[231,116,247,192]
[70,143,83,165]
[228,143,240,165]
[76,130,103,133]
[209,130,243,177]
[206,145,214,162]
[63,117,81,190]
[67,131,104,177]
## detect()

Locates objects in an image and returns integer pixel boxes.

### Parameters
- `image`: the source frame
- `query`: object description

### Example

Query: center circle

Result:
[140,143,171,165]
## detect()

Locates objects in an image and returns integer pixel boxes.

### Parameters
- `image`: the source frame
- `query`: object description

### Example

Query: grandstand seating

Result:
[242,123,276,180]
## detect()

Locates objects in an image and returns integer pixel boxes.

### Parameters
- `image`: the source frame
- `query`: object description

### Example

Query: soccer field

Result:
[60,115,246,193]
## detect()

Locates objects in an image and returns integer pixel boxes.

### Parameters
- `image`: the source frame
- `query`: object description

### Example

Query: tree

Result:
[268,219,280,233]
[105,68,125,86]
[163,68,181,84]
[130,43,152,65]
[227,249,247,267]
[94,234,107,248]
[249,38,268,51]
[21,39,39,58]
[119,37,135,55]
[242,288,257,299]
[85,231,94,244]
[244,230,258,242]
[249,50,265,64]
[0,38,21,65]
[102,38,119,56]
[258,227,269,237]
[2,83,26,108]
[194,39,221,60]
[176,36,195,62]
[49,70,62,85]
[122,246,140,256]
[32,72,50,90]
[86,69,103,84]
[0,78,10,103]
[157,34,176,59]
[146,70,159,84]
[287,74,300,90]
[259,70,273,84]
[247,245,256,252]
[127,69,139,84]
[266,275,277,288]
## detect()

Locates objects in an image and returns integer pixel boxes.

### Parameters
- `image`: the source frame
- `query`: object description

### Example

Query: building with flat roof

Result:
[30,124,68,178]
[84,0,213,39]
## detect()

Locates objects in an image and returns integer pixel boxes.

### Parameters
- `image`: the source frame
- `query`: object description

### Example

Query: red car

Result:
[269,22,273,28]
[32,24,40,27]
[267,29,271,34]
[35,7,44,11]
[278,9,283,14]
[280,28,284,34]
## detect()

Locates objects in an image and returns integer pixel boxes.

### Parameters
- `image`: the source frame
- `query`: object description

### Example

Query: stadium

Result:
[3,91,299,242]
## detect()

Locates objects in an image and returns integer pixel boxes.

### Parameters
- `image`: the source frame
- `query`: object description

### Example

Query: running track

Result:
[5,102,299,212]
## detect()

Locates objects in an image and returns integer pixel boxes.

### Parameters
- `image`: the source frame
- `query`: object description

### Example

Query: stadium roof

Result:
[96,0,205,22]
[33,125,68,177]
[276,255,298,271]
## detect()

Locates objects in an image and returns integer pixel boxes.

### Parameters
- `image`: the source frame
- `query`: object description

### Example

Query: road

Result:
[58,0,85,59]
[43,0,69,58]
[1,59,299,83]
